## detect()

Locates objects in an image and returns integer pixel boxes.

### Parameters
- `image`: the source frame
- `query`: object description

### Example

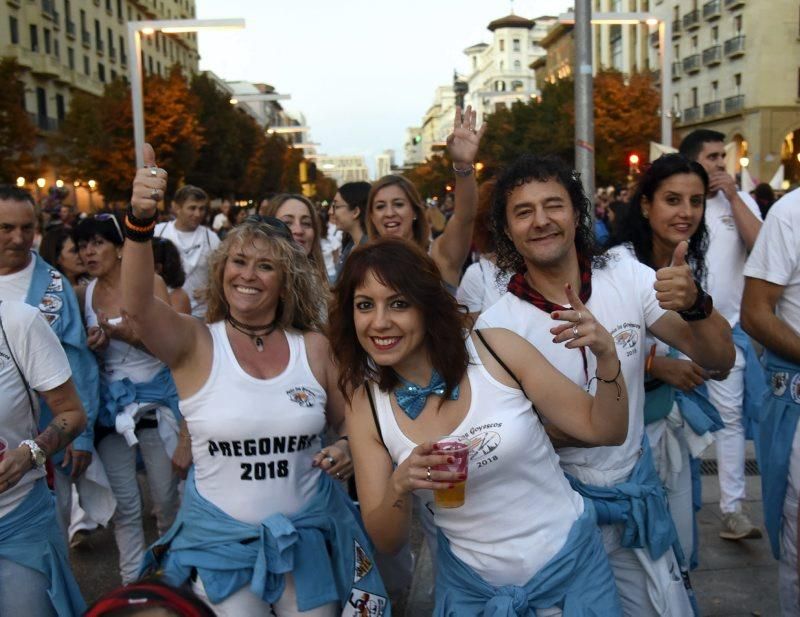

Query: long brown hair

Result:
[367,175,431,250]
[205,221,325,332]
[260,194,329,286]
[329,236,468,401]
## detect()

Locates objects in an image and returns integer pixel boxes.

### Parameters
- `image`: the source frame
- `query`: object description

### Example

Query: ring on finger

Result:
[426,466,432,482]
[576,311,582,322]
[148,166,158,177]
[572,325,579,337]
[325,455,336,466]
[335,472,343,480]
[150,188,160,201]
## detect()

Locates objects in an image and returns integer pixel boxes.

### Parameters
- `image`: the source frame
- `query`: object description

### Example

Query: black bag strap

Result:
[364,381,390,452]
[475,329,542,420]
[0,301,36,415]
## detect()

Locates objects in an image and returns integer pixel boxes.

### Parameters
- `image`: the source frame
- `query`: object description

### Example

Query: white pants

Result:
[707,347,747,513]
[647,414,695,566]
[193,573,338,617]
[52,476,100,542]
[780,424,800,616]
[97,428,179,584]
[602,523,693,617]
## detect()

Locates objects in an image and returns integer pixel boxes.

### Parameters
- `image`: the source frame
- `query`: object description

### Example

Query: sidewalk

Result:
[406,444,779,616]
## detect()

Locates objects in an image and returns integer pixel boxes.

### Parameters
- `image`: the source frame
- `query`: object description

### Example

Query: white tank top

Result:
[181,323,327,525]
[374,337,584,587]
[85,279,165,383]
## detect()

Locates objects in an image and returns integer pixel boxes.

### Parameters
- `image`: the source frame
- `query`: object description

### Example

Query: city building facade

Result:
[375,150,395,179]
[316,154,369,186]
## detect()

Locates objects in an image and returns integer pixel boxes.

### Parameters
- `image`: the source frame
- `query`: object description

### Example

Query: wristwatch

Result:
[678,280,713,322]
[19,439,46,469]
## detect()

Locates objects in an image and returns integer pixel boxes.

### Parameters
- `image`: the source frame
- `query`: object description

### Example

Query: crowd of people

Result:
[1,109,799,616]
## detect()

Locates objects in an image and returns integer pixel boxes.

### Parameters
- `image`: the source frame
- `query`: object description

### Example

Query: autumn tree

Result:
[0,58,37,182]
[404,153,453,201]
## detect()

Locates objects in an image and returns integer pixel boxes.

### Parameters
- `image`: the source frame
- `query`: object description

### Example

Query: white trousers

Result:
[97,428,179,584]
[706,347,747,513]
[193,573,338,617]
[780,424,800,616]
[648,414,695,566]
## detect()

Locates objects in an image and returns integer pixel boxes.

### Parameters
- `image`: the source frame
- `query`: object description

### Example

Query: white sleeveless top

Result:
[181,323,327,525]
[85,279,165,383]
[374,337,584,587]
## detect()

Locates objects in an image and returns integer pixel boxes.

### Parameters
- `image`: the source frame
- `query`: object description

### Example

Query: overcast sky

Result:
[195,0,571,168]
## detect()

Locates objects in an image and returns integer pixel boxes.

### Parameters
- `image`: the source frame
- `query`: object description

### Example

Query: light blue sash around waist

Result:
[433,499,621,616]
[0,480,86,616]
[141,471,389,613]
[99,365,181,428]
[567,436,677,561]
[759,350,800,559]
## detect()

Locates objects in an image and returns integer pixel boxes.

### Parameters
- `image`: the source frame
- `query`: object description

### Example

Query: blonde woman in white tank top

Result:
[329,237,629,616]
[124,146,389,617]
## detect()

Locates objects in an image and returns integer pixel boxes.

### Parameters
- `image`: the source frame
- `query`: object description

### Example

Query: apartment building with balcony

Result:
[2,0,199,148]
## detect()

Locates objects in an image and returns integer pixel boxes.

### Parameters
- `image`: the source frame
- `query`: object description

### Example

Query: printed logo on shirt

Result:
[611,322,641,358]
[719,215,736,231]
[342,589,386,617]
[46,271,63,293]
[771,372,789,397]
[39,293,63,314]
[206,434,318,482]
[287,386,316,407]
[41,312,60,326]
[353,540,373,583]
[791,374,800,405]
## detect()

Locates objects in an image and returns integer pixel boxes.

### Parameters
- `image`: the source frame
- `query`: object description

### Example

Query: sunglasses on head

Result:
[94,213,124,243]
[243,215,293,241]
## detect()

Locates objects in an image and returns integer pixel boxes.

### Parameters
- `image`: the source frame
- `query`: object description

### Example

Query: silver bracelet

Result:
[452,163,475,177]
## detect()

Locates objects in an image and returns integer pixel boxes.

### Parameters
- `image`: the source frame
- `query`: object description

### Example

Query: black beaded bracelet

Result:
[588,359,623,401]
[124,205,157,243]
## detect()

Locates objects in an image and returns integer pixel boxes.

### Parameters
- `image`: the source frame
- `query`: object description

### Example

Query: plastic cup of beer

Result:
[433,436,470,508]
[0,438,7,462]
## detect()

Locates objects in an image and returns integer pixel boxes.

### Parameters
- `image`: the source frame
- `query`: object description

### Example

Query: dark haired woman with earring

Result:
[331,181,371,282]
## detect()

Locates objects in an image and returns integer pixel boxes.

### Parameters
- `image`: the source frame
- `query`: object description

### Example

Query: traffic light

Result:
[413,135,422,145]
[627,153,640,177]
[628,153,640,166]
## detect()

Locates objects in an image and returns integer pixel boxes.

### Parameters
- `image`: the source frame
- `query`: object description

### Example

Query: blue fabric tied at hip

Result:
[99,365,181,427]
[567,437,676,561]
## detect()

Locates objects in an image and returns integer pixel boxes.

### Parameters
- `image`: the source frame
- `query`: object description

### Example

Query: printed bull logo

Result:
[286,387,316,407]
[614,328,638,350]
[771,372,788,397]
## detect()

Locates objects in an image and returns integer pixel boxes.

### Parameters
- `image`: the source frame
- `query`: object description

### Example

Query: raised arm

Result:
[648,241,734,371]
[709,171,762,251]
[123,144,205,370]
[431,106,486,286]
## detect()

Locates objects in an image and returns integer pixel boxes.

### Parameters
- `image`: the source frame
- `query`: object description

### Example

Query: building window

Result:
[514,60,521,71]
[472,56,477,69]
[65,0,71,19]
[691,86,698,107]
[83,55,90,75]
[30,25,39,52]
[148,56,153,73]
[36,87,47,123]
[499,39,505,51]
[68,47,74,69]
[711,25,719,43]
[494,80,506,92]
[734,14,743,33]
[54,39,60,59]
[673,93,680,114]
[9,17,18,44]
[98,62,105,82]
[80,9,86,31]
[512,38,520,51]
[117,0,122,17]
[711,80,718,100]
[94,19,101,48]
[512,80,524,92]
[111,69,117,80]
[44,29,51,54]
[56,94,65,121]
[734,73,742,94]
[691,35,698,50]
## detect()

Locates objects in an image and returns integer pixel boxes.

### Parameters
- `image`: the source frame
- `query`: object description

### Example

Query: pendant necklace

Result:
[226,314,277,352]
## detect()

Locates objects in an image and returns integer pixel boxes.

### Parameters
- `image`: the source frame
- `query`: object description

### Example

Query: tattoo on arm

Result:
[35,417,78,456]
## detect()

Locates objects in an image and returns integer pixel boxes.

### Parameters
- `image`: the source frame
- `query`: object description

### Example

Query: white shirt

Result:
[181,324,327,525]
[704,190,762,326]
[0,257,35,301]
[155,222,220,319]
[374,336,583,586]
[456,257,511,314]
[743,188,800,335]
[212,212,229,232]
[477,247,666,485]
[0,301,71,517]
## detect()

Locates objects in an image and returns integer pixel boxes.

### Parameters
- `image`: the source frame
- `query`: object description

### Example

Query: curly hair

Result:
[328,237,468,402]
[609,153,709,283]
[260,193,329,286]
[204,220,326,332]
[490,154,605,275]
[367,175,431,251]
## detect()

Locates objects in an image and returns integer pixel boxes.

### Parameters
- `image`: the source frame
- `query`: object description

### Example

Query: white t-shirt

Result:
[456,257,511,314]
[0,256,35,301]
[743,188,800,334]
[181,323,327,525]
[704,190,762,326]
[477,247,667,486]
[374,336,583,586]
[0,301,71,517]
[155,222,220,319]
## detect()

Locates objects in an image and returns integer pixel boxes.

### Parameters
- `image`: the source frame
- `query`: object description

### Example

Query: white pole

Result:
[660,20,672,147]
[128,24,145,169]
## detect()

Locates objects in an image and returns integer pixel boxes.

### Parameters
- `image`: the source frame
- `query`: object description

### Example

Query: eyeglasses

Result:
[95,213,124,243]
[243,215,293,241]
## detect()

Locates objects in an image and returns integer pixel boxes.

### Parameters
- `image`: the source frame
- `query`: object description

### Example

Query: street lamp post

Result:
[561,11,672,201]
[127,18,245,169]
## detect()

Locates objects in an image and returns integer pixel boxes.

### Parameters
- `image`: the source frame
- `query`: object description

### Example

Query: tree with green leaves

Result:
[0,58,37,183]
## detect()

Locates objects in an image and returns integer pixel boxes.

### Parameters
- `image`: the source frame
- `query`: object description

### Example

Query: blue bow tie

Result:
[393,369,460,420]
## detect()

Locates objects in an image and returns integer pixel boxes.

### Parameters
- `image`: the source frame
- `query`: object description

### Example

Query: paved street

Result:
[72,448,779,615]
